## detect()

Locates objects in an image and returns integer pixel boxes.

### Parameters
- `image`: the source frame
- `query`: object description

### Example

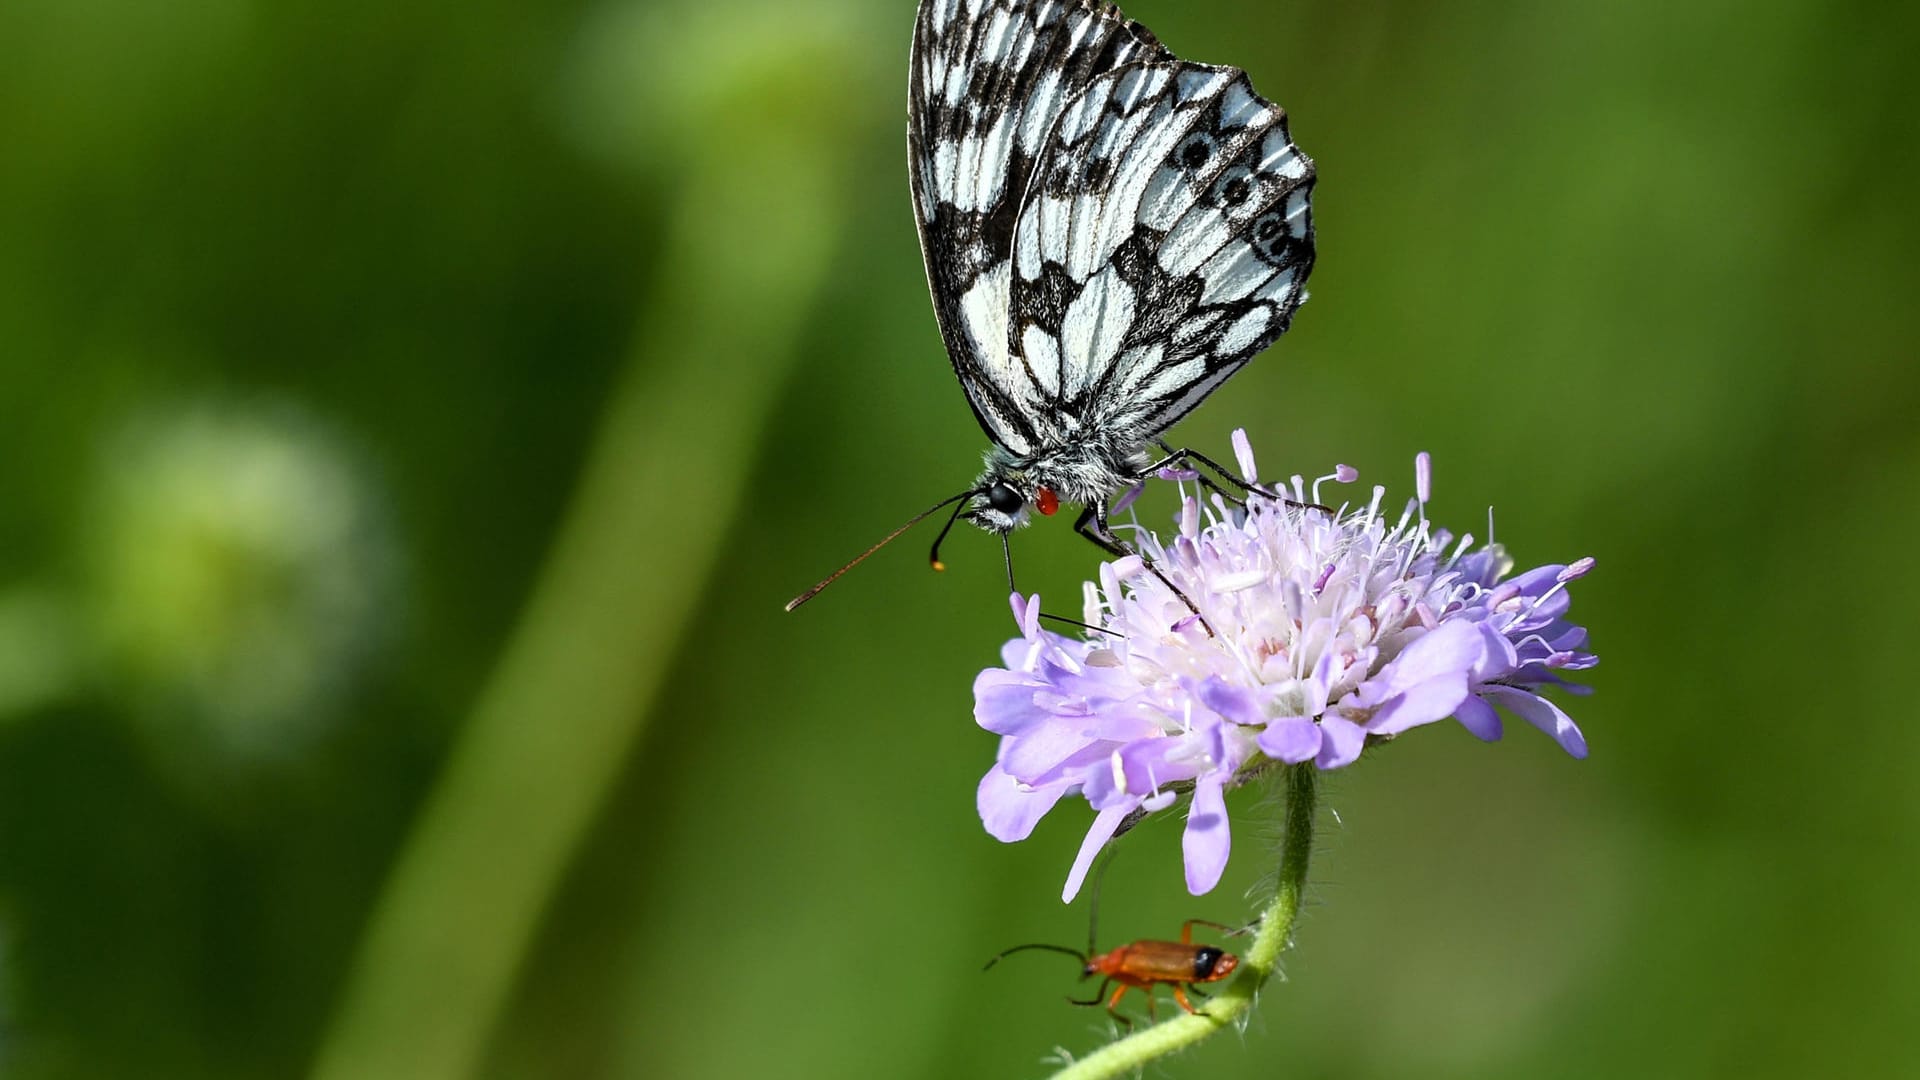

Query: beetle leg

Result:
[1104,983,1134,1034]
[1068,977,1112,1008]
[1180,918,1249,943]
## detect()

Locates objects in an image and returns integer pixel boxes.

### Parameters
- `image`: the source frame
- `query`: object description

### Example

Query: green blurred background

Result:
[2,0,1915,1077]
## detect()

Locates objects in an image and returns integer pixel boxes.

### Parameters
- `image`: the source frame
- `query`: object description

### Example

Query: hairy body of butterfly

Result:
[910,0,1316,541]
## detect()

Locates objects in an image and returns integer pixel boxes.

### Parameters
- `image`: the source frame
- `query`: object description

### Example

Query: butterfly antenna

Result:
[927,494,972,572]
[784,489,978,612]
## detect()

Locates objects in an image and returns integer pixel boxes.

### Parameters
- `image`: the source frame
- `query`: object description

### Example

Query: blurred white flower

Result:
[83,401,397,765]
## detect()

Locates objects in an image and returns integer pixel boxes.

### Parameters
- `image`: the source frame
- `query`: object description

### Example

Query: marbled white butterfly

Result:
[789,0,1313,611]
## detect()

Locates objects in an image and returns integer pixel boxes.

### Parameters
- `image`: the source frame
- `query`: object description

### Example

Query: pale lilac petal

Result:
[1309,648,1340,703]
[1382,620,1484,690]
[1313,714,1365,768]
[1063,804,1133,902]
[1483,686,1589,758]
[1002,720,1102,778]
[1469,621,1518,683]
[973,670,1051,735]
[1265,676,1329,722]
[1183,774,1231,895]
[1000,636,1036,670]
[1453,694,1504,741]
[1367,671,1470,735]
[1110,481,1147,515]
[1365,621,1482,734]
[1258,715,1322,762]
[1197,677,1265,726]
[1231,428,1258,481]
[1114,737,1180,795]
[978,766,1069,843]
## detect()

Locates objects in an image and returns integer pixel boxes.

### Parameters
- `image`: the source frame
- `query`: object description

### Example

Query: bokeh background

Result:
[2,0,1915,1077]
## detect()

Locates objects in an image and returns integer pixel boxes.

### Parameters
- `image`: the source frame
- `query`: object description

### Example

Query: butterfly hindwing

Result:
[909,0,1170,455]
[1007,60,1315,444]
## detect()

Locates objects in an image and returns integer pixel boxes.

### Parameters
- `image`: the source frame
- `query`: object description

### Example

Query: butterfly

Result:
[788,0,1314,611]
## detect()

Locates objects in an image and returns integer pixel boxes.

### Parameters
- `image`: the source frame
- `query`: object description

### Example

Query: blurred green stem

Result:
[1049,764,1317,1080]
[308,49,850,1080]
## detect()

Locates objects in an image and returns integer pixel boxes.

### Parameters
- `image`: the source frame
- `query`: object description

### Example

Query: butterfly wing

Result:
[909,0,1170,457]
[1006,61,1315,444]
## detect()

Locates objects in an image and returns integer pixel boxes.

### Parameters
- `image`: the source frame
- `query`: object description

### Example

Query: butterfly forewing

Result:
[909,0,1170,456]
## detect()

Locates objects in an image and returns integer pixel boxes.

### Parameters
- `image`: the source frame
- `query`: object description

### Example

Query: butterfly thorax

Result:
[966,438,1150,533]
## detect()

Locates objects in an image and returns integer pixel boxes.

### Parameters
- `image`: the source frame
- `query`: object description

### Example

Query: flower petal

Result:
[1315,714,1367,768]
[1001,719,1102,779]
[1012,592,1043,638]
[1231,428,1259,481]
[1367,671,1470,735]
[972,670,1051,735]
[978,766,1069,842]
[1063,804,1134,902]
[1453,694,1504,741]
[1197,676,1265,726]
[1366,620,1482,735]
[1383,619,1485,689]
[1183,774,1232,895]
[1469,621,1518,683]
[1257,715,1322,763]
[1483,686,1588,758]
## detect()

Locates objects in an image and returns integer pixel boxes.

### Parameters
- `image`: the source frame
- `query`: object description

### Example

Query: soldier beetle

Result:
[983,856,1247,1030]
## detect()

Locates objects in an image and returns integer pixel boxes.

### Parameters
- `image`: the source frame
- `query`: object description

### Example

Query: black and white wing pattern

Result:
[909,0,1314,458]
[909,0,1170,456]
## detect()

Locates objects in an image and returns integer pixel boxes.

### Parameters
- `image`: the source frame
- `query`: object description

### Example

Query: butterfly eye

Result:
[987,483,1024,515]
[1035,487,1060,516]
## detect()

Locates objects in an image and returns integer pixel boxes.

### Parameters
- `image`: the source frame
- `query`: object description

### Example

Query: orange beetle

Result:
[985,858,1246,1029]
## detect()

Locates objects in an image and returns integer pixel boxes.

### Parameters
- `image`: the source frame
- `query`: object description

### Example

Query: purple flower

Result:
[975,434,1598,901]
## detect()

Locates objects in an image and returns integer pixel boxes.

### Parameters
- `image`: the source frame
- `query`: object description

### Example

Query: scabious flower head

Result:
[975,432,1598,901]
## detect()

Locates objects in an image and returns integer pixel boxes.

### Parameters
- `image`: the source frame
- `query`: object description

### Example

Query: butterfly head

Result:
[966,448,1069,533]
[966,476,1034,533]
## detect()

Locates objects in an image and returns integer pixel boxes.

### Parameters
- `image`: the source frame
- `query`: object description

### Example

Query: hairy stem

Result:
[1047,764,1317,1080]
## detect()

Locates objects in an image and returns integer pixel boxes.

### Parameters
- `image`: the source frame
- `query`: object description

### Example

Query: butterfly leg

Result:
[1073,505,1215,637]
[1149,442,1254,508]
[1071,504,1131,559]
[1149,443,1330,516]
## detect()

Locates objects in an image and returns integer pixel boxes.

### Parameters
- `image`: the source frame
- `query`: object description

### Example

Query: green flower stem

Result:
[1048,764,1318,1080]
[309,37,856,1080]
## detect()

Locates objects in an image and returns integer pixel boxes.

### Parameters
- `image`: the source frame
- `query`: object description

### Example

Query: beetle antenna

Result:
[785,489,979,612]
[982,942,1088,972]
